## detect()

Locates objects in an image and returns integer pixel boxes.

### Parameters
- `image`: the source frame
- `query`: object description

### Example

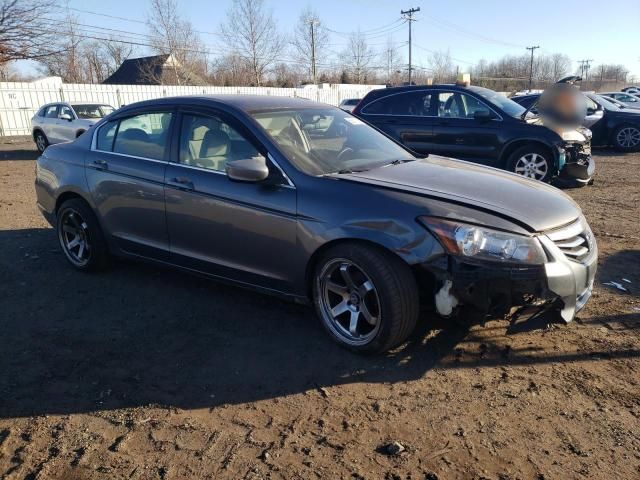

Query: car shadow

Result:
[1,228,638,419]
[0,146,39,161]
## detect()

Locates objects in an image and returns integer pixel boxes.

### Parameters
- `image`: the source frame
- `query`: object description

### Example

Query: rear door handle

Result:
[169,176,194,190]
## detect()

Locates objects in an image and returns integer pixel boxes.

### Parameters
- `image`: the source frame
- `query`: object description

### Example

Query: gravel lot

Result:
[0,139,638,480]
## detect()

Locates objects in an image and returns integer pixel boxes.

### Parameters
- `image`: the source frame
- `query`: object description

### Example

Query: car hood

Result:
[339,156,582,233]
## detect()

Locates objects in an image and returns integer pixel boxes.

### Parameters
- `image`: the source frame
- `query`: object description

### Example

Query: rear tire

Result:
[34,131,48,153]
[506,145,553,182]
[56,198,109,272]
[312,243,419,354]
[612,125,640,151]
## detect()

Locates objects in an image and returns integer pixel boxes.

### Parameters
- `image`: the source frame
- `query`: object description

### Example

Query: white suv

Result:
[31,102,115,152]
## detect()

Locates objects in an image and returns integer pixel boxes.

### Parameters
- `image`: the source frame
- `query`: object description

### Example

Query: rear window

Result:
[96,121,117,151]
[112,112,172,160]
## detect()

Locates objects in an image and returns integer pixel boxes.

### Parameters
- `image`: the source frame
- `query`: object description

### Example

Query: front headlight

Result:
[419,217,547,265]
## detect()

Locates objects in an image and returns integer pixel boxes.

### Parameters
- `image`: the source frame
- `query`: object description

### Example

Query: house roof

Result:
[103,54,171,85]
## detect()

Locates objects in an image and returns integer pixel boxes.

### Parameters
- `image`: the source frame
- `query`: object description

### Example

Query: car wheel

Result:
[506,145,553,182]
[313,243,419,354]
[56,198,109,271]
[34,131,48,153]
[612,125,640,151]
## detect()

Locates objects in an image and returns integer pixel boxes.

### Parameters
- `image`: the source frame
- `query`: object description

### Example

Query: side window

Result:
[45,105,59,118]
[96,121,118,151]
[362,91,433,116]
[179,113,260,172]
[113,112,172,160]
[59,105,74,118]
[37,107,46,117]
[436,92,488,119]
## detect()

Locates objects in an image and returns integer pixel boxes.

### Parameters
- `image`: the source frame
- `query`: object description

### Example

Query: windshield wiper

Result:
[334,168,369,174]
[387,159,416,165]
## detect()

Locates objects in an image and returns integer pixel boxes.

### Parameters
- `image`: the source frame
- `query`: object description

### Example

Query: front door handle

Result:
[93,159,107,170]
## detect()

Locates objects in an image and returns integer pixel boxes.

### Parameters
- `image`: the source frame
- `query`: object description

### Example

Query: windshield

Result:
[251,107,415,175]
[469,86,526,118]
[72,104,115,119]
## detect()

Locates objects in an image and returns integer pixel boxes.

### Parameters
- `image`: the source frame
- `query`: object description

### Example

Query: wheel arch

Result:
[32,127,46,141]
[54,189,94,215]
[304,237,413,299]
[75,129,86,138]
[500,139,556,169]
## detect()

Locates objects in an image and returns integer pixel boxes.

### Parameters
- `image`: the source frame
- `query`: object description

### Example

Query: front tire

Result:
[612,125,640,151]
[34,131,48,153]
[312,243,419,354]
[506,145,553,182]
[56,198,109,271]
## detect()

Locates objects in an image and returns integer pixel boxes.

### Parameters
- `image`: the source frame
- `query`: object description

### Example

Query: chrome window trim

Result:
[360,88,504,121]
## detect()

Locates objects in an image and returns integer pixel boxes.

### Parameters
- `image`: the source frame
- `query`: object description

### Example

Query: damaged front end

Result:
[417,216,597,326]
[556,127,595,184]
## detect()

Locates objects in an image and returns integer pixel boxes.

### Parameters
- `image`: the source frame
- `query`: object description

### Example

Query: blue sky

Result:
[18,0,640,80]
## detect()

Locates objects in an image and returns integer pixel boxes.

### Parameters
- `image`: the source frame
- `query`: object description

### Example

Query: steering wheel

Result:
[337,147,355,163]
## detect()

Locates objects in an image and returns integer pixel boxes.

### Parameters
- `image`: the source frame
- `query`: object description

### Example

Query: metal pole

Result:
[526,45,539,90]
[401,7,420,85]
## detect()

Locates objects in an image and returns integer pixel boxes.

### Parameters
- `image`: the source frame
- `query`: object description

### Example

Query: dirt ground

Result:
[0,138,638,480]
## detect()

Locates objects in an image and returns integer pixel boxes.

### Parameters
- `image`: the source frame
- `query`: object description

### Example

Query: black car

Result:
[513,93,640,151]
[352,84,594,185]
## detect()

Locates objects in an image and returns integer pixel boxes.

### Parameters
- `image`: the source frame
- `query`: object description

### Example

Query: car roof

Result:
[117,95,327,114]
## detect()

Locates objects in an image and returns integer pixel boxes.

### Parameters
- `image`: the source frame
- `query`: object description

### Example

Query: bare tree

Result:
[550,53,571,81]
[147,0,208,84]
[221,0,285,86]
[102,39,137,75]
[0,0,63,64]
[381,37,403,85]
[291,7,329,83]
[340,31,374,84]
[428,49,454,83]
[38,13,86,82]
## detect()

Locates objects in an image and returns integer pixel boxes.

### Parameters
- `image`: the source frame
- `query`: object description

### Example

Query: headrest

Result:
[119,128,149,142]
[200,130,230,157]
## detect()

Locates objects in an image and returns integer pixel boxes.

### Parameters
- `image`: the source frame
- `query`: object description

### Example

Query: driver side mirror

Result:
[473,109,493,121]
[59,113,73,121]
[586,107,597,116]
[225,155,269,182]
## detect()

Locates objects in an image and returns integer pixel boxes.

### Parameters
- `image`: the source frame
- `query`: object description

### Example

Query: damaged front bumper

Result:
[420,218,598,324]
[557,142,595,185]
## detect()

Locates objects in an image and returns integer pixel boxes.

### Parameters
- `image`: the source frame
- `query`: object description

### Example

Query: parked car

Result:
[338,98,361,113]
[31,102,115,152]
[352,85,594,185]
[512,93,640,151]
[598,92,640,109]
[621,86,640,95]
[35,95,597,353]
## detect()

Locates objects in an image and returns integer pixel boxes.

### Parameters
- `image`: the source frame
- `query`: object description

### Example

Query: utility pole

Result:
[577,59,593,85]
[526,45,539,90]
[401,7,420,85]
[308,20,320,84]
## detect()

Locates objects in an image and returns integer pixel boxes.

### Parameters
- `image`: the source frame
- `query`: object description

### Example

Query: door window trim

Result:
[360,88,503,121]
[90,109,175,163]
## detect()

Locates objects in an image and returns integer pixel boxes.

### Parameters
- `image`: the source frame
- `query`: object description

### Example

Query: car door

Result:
[430,90,501,164]
[85,108,174,260]
[164,108,297,292]
[358,91,437,155]
[53,104,77,142]
[41,105,60,142]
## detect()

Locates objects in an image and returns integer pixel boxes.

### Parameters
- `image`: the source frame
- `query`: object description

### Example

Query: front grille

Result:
[546,218,593,263]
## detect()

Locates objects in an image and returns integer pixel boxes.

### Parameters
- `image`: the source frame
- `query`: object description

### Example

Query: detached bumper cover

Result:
[559,143,595,183]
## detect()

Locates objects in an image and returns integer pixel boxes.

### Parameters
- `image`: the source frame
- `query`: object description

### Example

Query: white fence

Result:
[0,80,384,136]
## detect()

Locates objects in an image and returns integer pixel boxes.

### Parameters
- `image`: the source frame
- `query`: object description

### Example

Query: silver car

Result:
[338,98,361,113]
[31,102,115,152]
[599,92,640,109]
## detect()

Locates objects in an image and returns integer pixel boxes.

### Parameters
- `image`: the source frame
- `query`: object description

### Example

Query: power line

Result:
[422,13,525,49]
[401,6,420,84]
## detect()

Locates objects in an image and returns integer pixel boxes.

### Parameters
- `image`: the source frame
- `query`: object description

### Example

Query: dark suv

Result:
[352,85,594,185]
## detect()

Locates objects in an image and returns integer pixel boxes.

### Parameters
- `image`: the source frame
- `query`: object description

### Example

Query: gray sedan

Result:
[35,96,597,353]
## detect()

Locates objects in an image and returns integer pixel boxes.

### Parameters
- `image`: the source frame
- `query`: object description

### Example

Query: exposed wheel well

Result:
[500,141,554,168]
[304,238,412,299]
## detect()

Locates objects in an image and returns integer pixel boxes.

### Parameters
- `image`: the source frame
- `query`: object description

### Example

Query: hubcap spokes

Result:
[60,210,91,265]
[320,260,381,344]
[36,136,45,150]
[515,153,548,180]
[617,128,640,147]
